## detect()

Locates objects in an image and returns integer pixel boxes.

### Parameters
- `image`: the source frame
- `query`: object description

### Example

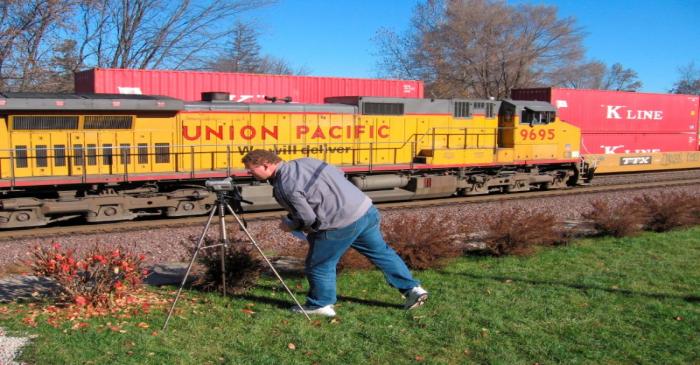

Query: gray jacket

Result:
[271,158,372,232]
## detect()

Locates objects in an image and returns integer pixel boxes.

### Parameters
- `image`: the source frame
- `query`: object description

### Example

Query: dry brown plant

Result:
[482,207,563,256]
[189,229,265,295]
[634,192,700,232]
[381,212,461,270]
[582,199,646,237]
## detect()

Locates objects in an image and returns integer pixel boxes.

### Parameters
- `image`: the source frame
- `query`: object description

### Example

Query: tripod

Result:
[162,189,310,331]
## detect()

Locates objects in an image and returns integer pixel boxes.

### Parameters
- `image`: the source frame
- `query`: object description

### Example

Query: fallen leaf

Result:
[137,322,150,329]
[287,343,296,350]
[675,316,683,321]
[415,355,424,361]
[71,322,89,330]
[241,309,255,315]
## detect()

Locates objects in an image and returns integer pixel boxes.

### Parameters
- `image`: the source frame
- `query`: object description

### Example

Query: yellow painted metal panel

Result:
[134,132,151,173]
[10,132,32,177]
[70,133,86,176]
[151,131,175,173]
[97,133,117,175]
[0,118,8,179]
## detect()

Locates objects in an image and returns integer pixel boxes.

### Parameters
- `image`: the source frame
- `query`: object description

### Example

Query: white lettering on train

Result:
[600,145,662,154]
[605,105,663,120]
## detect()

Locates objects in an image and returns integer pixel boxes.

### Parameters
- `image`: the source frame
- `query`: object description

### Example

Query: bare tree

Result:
[0,0,78,91]
[554,61,642,91]
[208,22,263,73]
[600,63,642,91]
[0,0,276,92]
[670,61,700,94]
[72,0,276,70]
[374,0,588,98]
[208,21,306,75]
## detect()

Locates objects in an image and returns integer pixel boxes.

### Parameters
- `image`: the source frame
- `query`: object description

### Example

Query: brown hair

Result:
[241,149,283,165]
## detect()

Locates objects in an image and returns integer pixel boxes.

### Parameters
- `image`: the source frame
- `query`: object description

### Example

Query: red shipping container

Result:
[75,68,424,103]
[511,88,699,134]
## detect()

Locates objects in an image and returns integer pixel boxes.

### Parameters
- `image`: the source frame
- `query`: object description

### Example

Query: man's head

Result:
[242,150,283,181]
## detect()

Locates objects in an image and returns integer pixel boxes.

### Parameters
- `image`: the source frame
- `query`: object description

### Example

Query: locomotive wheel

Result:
[85,205,137,223]
[165,195,216,217]
[0,208,49,229]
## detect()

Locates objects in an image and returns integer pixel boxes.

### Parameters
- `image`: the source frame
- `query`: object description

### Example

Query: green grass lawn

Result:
[2,227,699,364]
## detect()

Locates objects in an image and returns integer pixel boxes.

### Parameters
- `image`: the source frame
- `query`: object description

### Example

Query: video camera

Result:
[205,177,235,192]
[204,177,253,212]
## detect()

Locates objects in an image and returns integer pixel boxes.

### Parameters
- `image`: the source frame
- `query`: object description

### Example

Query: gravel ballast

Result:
[0,184,697,273]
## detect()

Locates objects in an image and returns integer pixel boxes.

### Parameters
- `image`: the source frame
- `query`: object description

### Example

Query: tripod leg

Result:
[162,206,217,331]
[224,203,311,321]
[218,201,228,297]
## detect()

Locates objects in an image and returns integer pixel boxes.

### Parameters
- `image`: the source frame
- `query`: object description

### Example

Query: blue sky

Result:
[247,0,699,93]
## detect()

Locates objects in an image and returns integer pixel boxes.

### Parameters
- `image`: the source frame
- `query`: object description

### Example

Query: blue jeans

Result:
[304,206,420,308]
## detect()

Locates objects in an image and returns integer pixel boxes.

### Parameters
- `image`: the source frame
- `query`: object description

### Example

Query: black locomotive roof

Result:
[0,92,184,111]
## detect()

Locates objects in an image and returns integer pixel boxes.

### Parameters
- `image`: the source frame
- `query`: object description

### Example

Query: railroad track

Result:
[0,175,698,242]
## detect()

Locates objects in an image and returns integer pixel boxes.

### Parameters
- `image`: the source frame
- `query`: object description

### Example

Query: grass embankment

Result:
[1,227,699,364]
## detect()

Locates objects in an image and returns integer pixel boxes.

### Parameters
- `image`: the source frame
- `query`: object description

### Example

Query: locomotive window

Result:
[138,144,148,164]
[486,103,495,118]
[521,110,555,125]
[54,145,66,167]
[84,116,133,129]
[15,146,28,168]
[36,145,48,168]
[103,144,113,165]
[13,116,78,130]
[120,144,131,165]
[74,144,84,166]
[155,143,170,164]
[453,102,471,118]
[87,144,97,166]
[473,102,485,109]
[362,102,404,116]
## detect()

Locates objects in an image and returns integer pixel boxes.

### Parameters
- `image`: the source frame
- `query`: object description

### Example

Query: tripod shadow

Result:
[437,270,700,303]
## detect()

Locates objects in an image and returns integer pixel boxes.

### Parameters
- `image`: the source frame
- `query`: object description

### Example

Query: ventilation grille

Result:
[362,102,404,116]
[13,116,78,130]
[84,115,133,129]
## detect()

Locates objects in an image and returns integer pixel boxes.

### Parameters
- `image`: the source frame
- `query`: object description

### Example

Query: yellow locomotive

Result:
[0,92,592,228]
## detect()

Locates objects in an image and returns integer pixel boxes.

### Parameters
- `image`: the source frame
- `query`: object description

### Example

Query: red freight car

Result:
[511,87,700,173]
[74,68,424,103]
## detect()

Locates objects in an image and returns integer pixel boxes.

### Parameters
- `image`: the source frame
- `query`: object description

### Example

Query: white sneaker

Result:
[290,304,336,317]
[404,286,428,309]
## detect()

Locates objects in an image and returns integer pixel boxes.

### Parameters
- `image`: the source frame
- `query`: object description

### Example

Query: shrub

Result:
[482,207,563,256]
[582,199,646,237]
[634,192,699,232]
[381,212,461,270]
[28,243,147,307]
[191,230,265,295]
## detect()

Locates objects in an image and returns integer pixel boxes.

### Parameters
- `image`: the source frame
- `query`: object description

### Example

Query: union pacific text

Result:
[182,125,390,142]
